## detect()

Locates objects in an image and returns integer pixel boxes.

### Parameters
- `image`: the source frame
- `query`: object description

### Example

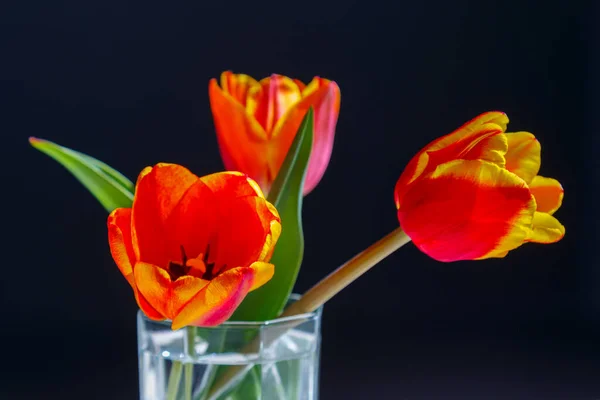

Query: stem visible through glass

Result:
[185,326,196,400]
[166,361,183,400]
[164,326,196,400]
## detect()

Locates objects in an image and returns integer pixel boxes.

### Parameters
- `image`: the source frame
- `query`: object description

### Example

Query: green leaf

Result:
[217,366,262,400]
[29,137,134,212]
[231,108,314,321]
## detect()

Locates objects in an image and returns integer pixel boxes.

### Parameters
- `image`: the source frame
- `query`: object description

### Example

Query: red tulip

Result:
[394,112,565,262]
[108,164,281,329]
[209,71,340,195]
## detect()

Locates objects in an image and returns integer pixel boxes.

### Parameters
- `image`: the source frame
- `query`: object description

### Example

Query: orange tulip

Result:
[209,71,341,195]
[394,112,565,262]
[107,163,281,329]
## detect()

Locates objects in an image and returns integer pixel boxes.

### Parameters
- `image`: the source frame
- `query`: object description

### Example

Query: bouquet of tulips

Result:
[31,71,565,399]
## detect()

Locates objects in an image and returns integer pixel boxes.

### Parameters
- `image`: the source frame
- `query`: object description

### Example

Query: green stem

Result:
[198,329,228,400]
[166,361,183,400]
[185,326,196,400]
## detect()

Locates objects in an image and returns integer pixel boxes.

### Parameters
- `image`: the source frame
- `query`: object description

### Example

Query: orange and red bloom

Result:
[394,112,565,262]
[209,71,341,196]
[108,163,281,329]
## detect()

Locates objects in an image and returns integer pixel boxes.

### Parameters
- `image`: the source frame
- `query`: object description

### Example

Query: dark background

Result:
[1,0,597,399]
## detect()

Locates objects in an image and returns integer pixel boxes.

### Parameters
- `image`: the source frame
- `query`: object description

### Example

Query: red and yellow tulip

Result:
[107,163,281,329]
[394,112,565,262]
[209,71,341,195]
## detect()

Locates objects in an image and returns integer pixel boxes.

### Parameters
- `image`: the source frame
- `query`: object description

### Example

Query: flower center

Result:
[167,245,219,281]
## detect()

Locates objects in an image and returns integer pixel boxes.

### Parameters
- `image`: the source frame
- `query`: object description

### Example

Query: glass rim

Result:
[138,293,323,328]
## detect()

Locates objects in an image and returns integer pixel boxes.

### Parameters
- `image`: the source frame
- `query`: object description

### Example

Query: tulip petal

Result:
[201,171,265,199]
[131,164,199,267]
[211,196,281,271]
[164,179,218,263]
[134,262,209,320]
[394,113,510,206]
[220,71,260,106]
[129,276,165,321]
[171,275,210,316]
[504,132,541,184]
[171,266,255,329]
[249,74,303,134]
[527,212,565,243]
[268,79,340,195]
[428,127,508,170]
[427,112,509,153]
[482,249,510,259]
[133,262,171,318]
[529,175,564,215]
[200,171,280,263]
[293,79,306,91]
[395,124,507,208]
[108,208,135,278]
[397,159,535,262]
[303,80,341,195]
[249,261,275,291]
[258,202,281,262]
[108,209,164,320]
[209,79,271,190]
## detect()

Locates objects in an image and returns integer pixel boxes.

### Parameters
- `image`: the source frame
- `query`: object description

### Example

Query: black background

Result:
[1,0,598,399]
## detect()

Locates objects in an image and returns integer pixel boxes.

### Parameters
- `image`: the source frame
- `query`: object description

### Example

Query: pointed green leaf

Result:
[231,108,314,321]
[216,366,262,399]
[29,137,134,212]
[77,152,134,194]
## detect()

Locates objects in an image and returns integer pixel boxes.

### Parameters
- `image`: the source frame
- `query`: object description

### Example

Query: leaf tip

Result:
[28,137,43,147]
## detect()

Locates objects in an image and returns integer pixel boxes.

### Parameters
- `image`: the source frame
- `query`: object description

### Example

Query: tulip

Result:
[107,163,281,329]
[209,71,340,195]
[394,112,565,262]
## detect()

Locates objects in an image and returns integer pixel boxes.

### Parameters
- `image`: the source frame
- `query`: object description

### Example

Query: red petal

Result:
[269,79,341,195]
[108,209,164,320]
[134,262,209,320]
[108,208,136,279]
[250,74,303,134]
[131,164,198,267]
[395,120,507,208]
[397,160,535,261]
[171,266,255,329]
[201,171,265,199]
[303,80,341,195]
[163,179,218,263]
[219,71,260,106]
[211,196,280,271]
[209,79,271,191]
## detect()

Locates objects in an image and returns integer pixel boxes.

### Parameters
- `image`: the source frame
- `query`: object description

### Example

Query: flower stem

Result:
[206,227,411,398]
[184,326,196,400]
[281,227,410,317]
[166,361,183,400]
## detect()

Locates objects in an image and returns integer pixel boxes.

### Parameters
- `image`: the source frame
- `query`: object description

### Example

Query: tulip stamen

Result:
[167,246,191,281]
[167,261,188,281]
[202,244,217,280]
[180,245,188,265]
[166,245,225,281]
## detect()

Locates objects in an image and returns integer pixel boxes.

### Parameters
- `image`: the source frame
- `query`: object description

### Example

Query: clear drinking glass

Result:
[137,294,322,400]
